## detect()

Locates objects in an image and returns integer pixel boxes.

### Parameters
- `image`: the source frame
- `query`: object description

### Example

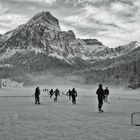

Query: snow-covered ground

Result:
[0,86,140,140]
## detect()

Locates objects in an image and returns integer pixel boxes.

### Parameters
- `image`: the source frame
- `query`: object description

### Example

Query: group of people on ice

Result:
[34,87,78,105]
[34,84,109,112]
[66,88,77,104]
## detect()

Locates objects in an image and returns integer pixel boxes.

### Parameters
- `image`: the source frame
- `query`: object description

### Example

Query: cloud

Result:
[60,0,140,47]
[0,0,140,47]
[31,0,56,4]
[0,0,56,33]
[11,0,56,5]
[0,13,28,33]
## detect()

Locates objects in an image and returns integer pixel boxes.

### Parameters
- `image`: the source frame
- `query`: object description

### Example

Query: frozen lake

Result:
[0,86,140,140]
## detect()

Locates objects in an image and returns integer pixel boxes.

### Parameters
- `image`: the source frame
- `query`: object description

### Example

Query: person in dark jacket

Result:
[104,87,109,103]
[66,89,72,100]
[54,89,60,102]
[49,89,54,98]
[71,88,77,104]
[96,84,104,112]
[35,87,41,104]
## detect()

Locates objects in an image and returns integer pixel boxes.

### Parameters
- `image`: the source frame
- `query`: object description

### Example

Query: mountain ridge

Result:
[0,11,139,87]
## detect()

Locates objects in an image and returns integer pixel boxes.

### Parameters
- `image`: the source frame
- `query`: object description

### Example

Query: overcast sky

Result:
[0,0,140,47]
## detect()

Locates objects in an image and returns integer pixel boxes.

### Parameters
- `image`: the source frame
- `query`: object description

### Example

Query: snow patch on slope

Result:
[0,31,13,42]
[0,47,45,60]
[31,48,44,54]
[49,52,64,60]
[0,48,19,60]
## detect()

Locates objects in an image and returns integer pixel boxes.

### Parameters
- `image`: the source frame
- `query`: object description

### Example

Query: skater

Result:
[61,92,65,96]
[104,87,109,103]
[49,89,54,98]
[0,80,1,89]
[96,84,104,112]
[46,89,49,95]
[71,88,77,104]
[35,86,41,104]
[66,89,72,100]
[54,89,60,102]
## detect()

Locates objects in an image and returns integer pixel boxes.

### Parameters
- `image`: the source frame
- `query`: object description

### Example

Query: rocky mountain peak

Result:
[116,41,140,53]
[129,41,137,46]
[128,41,140,48]
[0,10,139,64]
[28,11,61,31]
[65,30,76,40]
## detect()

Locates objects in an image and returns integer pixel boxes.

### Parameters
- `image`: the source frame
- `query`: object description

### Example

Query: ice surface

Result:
[0,86,140,140]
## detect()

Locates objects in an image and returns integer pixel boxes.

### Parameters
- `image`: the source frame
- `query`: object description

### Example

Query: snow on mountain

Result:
[0,11,139,66]
[80,41,140,61]
[0,31,13,46]
[0,11,140,87]
[0,11,112,64]
[48,52,64,60]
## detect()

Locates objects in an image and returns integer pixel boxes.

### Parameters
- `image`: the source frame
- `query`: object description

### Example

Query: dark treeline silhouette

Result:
[83,58,140,89]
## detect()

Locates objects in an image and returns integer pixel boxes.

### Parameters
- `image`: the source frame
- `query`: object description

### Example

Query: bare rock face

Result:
[1,11,120,63]
[0,11,61,51]
[0,11,139,65]
[28,11,61,31]
[0,11,81,59]
[83,39,103,46]
[0,10,139,64]
[0,11,140,87]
